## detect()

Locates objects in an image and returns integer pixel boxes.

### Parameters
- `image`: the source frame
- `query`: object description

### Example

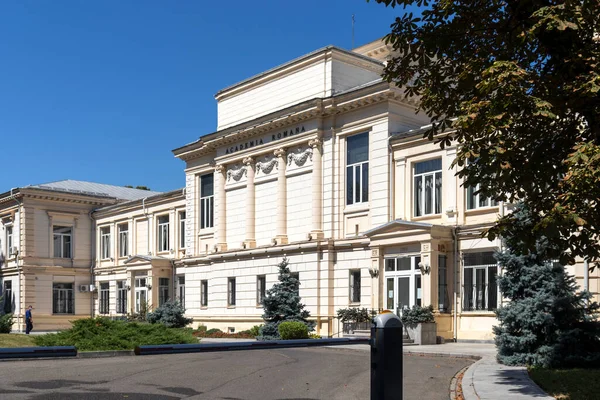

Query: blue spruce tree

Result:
[493,204,600,367]
[259,258,315,340]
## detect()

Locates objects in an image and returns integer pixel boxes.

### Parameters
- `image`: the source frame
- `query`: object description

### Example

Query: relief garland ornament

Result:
[287,147,313,167]
[256,157,279,175]
[226,165,247,181]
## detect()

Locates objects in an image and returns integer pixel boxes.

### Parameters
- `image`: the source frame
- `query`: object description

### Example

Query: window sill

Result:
[465,207,499,216]
[460,311,497,316]
[411,214,442,221]
[348,302,361,307]
[227,305,236,309]
[200,306,208,310]
[343,204,370,215]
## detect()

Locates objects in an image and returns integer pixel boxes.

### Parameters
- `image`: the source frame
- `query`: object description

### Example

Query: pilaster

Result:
[274,148,288,245]
[243,157,256,249]
[214,164,227,252]
[308,138,324,240]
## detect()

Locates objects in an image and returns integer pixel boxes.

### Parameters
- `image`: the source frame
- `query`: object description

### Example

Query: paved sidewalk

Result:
[405,343,552,400]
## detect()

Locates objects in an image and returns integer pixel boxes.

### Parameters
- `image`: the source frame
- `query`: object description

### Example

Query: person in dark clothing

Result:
[25,305,33,334]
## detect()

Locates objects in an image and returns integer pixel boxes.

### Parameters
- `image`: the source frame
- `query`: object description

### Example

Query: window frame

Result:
[200,280,208,307]
[346,132,369,206]
[462,251,498,312]
[6,225,13,256]
[53,226,72,259]
[256,275,266,306]
[349,270,361,304]
[179,211,186,249]
[200,173,214,230]
[438,255,448,312]
[100,227,111,260]
[3,280,12,313]
[52,282,74,314]
[118,223,129,258]
[466,184,498,210]
[177,275,185,308]
[99,282,110,314]
[227,277,236,307]
[413,158,443,217]
[157,215,170,253]
[158,277,170,306]
[116,280,127,314]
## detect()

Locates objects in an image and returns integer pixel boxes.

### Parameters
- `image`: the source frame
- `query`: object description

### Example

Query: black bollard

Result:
[371,311,403,400]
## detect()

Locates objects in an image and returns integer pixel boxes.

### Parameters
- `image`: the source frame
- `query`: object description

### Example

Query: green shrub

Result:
[32,317,196,351]
[205,328,222,335]
[336,307,375,323]
[401,305,435,326]
[146,300,192,328]
[278,321,309,340]
[309,333,322,339]
[196,325,207,333]
[249,325,262,337]
[126,301,150,322]
[0,313,13,334]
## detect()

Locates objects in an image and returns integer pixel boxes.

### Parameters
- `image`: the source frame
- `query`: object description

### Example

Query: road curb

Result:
[462,357,484,400]
[403,350,482,360]
[77,350,135,358]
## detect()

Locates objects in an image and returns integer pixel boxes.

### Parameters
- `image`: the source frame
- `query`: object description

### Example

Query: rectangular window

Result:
[6,226,13,255]
[349,270,361,303]
[53,283,74,314]
[413,159,442,217]
[118,224,129,258]
[116,280,127,314]
[466,184,498,210]
[157,215,169,252]
[346,132,369,205]
[158,277,169,306]
[3,281,12,313]
[438,255,448,312]
[463,251,498,311]
[227,277,236,306]
[200,280,208,307]
[177,276,185,308]
[257,275,266,305]
[99,282,109,314]
[100,227,111,260]
[53,226,72,258]
[200,174,214,229]
[179,211,186,249]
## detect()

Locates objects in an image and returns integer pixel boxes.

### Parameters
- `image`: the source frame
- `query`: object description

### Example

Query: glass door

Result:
[384,255,422,316]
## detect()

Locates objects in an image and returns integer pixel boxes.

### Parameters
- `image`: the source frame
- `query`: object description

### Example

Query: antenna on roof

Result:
[352,14,355,49]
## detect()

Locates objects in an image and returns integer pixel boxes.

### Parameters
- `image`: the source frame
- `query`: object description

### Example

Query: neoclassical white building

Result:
[2,39,597,340]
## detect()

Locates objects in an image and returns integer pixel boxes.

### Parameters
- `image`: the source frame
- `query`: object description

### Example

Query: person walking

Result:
[25,305,33,334]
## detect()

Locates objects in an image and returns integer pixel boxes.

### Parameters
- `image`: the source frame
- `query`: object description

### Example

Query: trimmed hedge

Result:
[278,321,309,340]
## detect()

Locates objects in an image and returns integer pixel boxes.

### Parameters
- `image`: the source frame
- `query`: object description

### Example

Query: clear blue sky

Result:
[0,0,414,193]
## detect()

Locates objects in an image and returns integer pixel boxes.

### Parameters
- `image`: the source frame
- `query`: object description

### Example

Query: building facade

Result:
[2,39,597,340]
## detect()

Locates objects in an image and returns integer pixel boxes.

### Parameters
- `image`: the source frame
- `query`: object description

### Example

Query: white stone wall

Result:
[254,179,277,247]
[225,187,246,249]
[331,60,381,94]
[286,172,312,243]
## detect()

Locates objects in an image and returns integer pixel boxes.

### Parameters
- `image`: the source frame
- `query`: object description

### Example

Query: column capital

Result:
[274,148,287,159]
[308,138,322,149]
[215,164,226,173]
[243,157,255,166]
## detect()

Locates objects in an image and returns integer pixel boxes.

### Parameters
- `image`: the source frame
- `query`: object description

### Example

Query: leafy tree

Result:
[371,0,600,267]
[259,258,315,340]
[493,204,600,368]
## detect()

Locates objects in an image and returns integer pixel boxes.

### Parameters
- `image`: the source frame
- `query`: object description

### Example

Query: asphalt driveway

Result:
[0,348,473,399]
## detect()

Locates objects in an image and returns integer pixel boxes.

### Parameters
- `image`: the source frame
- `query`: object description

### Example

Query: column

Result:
[215,164,227,252]
[395,156,407,220]
[274,148,288,245]
[309,138,324,240]
[243,157,256,249]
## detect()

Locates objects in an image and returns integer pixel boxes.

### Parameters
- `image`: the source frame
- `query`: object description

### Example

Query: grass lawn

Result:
[0,334,36,348]
[528,367,600,400]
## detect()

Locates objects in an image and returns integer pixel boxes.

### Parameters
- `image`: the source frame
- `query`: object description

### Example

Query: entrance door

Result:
[384,255,422,316]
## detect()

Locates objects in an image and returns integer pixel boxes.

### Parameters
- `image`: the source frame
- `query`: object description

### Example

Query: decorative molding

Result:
[227,165,247,182]
[308,138,322,149]
[274,148,287,159]
[287,147,313,167]
[256,157,278,175]
[215,164,226,173]
[243,157,254,166]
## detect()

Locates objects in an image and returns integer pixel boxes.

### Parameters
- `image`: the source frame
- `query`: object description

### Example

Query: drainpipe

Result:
[89,210,96,318]
[452,227,459,342]
[387,134,395,222]
[584,259,590,306]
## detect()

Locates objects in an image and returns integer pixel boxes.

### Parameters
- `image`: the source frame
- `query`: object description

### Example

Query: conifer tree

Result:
[494,204,600,368]
[259,258,315,340]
